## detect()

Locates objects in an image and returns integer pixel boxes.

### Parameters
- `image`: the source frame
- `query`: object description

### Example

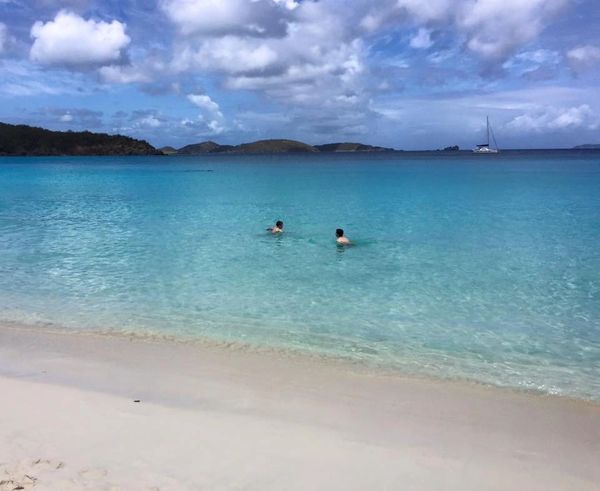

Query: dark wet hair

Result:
[276,220,284,228]
[336,228,344,237]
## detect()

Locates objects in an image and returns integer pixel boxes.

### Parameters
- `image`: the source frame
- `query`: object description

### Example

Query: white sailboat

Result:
[473,116,499,154]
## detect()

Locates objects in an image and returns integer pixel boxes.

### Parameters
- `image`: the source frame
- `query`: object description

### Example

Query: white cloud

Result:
[175,36,279,74]
[506,105,599,132]
[361,0,452,31]
[410,28,433,49]
[188,93,222,115]
[361,0,567,61]
[168,1,366,110]
[30,10,130,66]
[397,0,454,22]
[10,0,577,147]
[457,0,568,61]
[98,64,151,84]
[160,0,296,37]
[98,54,169,85]
[181,115,226,135]
[138,115,161,128]
[567,45,600,72]
[60,112,73,122]
[187,93,226,134]
[156,0,571,125]
[207,119,225,134]
[223,40,365,105]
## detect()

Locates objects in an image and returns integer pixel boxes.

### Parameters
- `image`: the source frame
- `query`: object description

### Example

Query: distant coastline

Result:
[573,143,600,149]
[2,122,600,156]
[169,139,396,155]
[0,122,159,156]
[0,122,396,156]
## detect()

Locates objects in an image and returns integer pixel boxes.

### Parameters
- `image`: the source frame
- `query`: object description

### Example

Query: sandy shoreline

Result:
[1,324,599,490]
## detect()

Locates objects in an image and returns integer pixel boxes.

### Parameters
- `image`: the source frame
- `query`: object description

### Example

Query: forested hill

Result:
[0,122,159,156]
[170,139,395,154]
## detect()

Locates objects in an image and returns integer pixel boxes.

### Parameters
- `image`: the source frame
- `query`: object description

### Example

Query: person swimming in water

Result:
[336,228,350,245]
[267,220,284,234]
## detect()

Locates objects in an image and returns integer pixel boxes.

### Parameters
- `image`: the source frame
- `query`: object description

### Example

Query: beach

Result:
[1,154,600,489]
[1,324,599,490]
[2,0,599,486]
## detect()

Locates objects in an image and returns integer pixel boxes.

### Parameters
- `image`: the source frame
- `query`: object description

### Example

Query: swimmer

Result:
[336,228,351,245]
[267,220,284,234]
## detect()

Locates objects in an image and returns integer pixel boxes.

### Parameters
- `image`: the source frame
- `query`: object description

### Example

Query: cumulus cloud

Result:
[362,0,567,62]
[188,93,221,113]
[111,109,167,133]
[167,0,367,111]
[567,45,600,72]
[410,28,433,49]
[154,0,571,126]
[4,0,582,148]
[457,0,566,61]
[187,93,226,134]
[361,0,452,31]
[506,105,599,132]
[138,114,161,128]
[30,10,130,66]
[160,0,297,37]
[180,116,226,136]
[175,36,279,74]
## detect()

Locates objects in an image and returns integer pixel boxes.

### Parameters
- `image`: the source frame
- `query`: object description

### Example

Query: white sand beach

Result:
[1,324,599,490]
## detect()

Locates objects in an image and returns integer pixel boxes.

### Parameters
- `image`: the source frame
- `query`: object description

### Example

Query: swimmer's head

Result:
[336,228,344,238]
[276,220,284,229]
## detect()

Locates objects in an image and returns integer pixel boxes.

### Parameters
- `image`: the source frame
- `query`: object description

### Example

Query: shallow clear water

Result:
[1,152,599,399]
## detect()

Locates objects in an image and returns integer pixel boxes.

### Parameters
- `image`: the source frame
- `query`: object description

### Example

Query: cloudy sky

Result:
[1,0,599,149]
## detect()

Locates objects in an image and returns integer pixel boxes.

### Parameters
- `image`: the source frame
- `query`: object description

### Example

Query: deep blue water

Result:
[1,152,599,399]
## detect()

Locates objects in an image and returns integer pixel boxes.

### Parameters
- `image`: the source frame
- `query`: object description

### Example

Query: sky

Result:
[0,0,599,150]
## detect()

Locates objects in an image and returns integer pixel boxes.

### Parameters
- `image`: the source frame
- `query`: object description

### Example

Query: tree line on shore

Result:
[0,122,398,156]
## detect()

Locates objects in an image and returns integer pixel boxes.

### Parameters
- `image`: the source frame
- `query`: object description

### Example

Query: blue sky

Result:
[0,0,599,149]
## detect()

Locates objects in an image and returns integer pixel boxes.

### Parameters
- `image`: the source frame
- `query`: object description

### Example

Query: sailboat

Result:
[473,116,499,154]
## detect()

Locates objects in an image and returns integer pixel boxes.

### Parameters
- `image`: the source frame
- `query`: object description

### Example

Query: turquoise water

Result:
[1,152,600,399]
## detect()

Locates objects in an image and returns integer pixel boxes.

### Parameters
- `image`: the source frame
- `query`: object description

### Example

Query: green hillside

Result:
[0,122,159,156]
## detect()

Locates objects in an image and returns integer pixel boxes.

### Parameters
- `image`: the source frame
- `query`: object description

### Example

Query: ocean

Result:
[1,151,599,399]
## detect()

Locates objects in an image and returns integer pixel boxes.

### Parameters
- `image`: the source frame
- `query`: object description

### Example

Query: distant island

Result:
[0,122,397,156]
[0,122,159,156]
[165,139,396,155]
[573,144,600,149]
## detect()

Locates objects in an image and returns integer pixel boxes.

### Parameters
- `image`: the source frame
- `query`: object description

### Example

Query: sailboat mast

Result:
[474,116,499,153]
